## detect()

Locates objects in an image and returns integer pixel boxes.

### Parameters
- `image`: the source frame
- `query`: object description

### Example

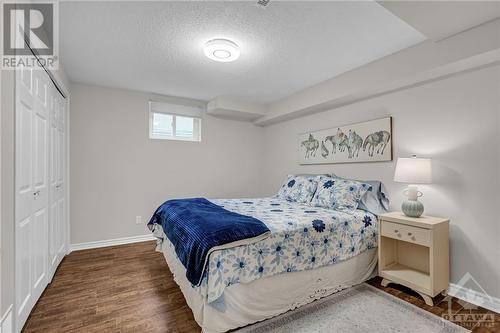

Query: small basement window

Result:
[149,101,202,142]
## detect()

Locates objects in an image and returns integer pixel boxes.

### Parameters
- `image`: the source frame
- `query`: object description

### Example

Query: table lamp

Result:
[394,155,432,217]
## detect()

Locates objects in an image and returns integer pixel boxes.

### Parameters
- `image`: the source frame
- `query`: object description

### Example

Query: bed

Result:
[148,175,388,333]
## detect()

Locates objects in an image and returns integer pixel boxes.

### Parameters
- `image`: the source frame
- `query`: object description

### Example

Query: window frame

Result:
[148,107,202,142]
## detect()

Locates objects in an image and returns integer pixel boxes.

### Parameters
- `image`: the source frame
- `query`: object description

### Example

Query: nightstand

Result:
[378,212,449,306]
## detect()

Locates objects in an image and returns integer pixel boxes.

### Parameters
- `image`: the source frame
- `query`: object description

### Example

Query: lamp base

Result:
[401,199,424,218]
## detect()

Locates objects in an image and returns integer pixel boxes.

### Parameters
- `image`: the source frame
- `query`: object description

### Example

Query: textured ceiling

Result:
[379,1,500,41]
[60,1,425,104]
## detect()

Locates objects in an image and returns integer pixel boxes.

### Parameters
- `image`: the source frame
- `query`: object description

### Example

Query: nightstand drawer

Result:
[381,220,431,246]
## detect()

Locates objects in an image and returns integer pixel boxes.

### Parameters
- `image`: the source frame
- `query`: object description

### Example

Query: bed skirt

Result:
[160,239,377,333]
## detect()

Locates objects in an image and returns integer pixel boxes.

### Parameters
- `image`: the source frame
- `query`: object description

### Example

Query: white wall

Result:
[70,83,265,244]
[261,65,500,299]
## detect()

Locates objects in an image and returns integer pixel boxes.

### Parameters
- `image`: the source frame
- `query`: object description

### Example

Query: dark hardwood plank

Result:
[23,242,499,332]
[23,241,201,333]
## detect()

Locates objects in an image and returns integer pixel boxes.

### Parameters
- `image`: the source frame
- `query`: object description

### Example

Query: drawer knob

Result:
[407,232,412,236]
[394,230,399,233]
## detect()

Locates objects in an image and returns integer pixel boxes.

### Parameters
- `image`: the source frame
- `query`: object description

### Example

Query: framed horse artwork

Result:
[298,117,393,164]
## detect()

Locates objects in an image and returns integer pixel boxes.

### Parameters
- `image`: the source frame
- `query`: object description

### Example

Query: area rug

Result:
[237,283,469,333]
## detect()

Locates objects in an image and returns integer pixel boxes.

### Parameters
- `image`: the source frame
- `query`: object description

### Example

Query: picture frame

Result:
[298,117,393,164]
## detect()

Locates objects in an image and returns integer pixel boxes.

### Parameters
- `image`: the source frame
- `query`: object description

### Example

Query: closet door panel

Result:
[33,115,46,188]
[32,70,49,211]
[33,112,48,209]
[15,216,32,325]
[32,209,48,298]
[49,200,58,268]
[20,67,32,94]
[57,199,65,254]
[35,74,47,106]
[58,130,63,183]
[17,102,34,219]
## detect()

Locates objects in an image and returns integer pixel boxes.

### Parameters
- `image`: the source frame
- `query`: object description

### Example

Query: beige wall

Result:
[261,65,500,298]
[70,83,265,244]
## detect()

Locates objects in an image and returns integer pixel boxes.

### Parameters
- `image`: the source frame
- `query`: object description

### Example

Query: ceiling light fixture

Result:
[203,39,240,62]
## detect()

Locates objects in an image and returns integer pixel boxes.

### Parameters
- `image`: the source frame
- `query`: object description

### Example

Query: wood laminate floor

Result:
[23,241,499,333]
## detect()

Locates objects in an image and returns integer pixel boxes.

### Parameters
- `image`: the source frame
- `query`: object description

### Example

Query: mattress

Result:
[152,197,378,304]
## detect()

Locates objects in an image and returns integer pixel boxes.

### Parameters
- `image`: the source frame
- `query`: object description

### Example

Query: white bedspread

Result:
[161,236,378,333]
[155,197,378,304]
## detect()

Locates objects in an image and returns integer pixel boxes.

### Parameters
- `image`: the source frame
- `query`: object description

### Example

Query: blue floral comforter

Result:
[156,197,378,304]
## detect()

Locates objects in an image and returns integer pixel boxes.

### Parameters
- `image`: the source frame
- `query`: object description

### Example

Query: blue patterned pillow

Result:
[277,175,318,204]
[310,176,372,212]
[332,176,389,215]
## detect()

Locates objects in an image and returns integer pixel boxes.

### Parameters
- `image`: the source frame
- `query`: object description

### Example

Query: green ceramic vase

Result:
[401,199,424,218]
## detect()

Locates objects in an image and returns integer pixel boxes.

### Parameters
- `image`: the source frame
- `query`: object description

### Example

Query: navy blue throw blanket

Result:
[148,198,270,286]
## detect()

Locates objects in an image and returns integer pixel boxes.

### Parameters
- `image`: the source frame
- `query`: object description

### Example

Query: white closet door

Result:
[15,67,35,329]
[15,68,49,329]
[48,90,66,278]
[48,91,57,276]
[57,96,67,259]
[31,70,49,300]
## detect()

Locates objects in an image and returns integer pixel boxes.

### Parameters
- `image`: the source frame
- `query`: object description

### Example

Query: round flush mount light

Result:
[203,39,240,62]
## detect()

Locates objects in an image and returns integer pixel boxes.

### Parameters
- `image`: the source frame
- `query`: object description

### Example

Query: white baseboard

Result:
[448,283,500,314]
[1,305,13,333]
[69,234,155,252]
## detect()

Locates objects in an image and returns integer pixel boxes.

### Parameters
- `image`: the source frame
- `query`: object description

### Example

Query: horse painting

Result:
[320,141,329,158]
[363,130,391,157]
[298,117,392,164]
[301,134,319,158]
[342,130,363,158]
[325,128,347,154]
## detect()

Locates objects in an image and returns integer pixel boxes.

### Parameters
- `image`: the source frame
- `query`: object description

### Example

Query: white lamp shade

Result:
[394,157,432,184]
